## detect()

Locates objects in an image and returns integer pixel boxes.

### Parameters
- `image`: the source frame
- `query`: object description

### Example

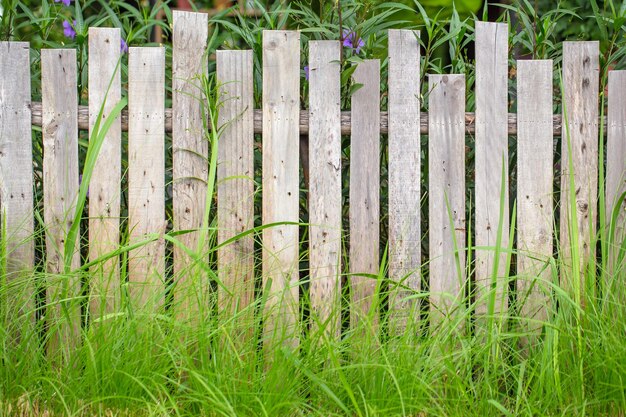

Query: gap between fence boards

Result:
[29,101,578,135]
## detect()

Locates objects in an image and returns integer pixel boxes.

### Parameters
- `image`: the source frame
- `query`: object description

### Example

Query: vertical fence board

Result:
[172,11,209,323]
[475,21,509,319]
[428,74,466,327]
[350,60,380,330]
[560,42,599,298]
[128,47,165,311]
[308,40,342,337]
[262,30,301,349]
[88,28,122,318]
[216,50,255,332]
[42,49,80,358]
[0,42,34,331]
[607,70,626,271]
[517,60,553,336]
[387,30,421,333]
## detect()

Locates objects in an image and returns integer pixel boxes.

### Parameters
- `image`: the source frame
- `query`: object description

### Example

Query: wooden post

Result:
[387,29,421,334]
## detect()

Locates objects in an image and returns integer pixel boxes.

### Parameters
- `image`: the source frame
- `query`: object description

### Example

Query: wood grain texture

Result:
[88,28,122,318]
[560,42,599,297]
[128,47,166,311]
[42,49,81,360]
[171,11,209,323]
[216,50,255,330]
[607,70,626,271]
[387,30,421,333]
[0,42,34,329]
[308,40,342,337]
[262,30,301,349]
[474,21,509,318]
[428,74,466,327]
[516,60,553,336]
[349,60,380,330]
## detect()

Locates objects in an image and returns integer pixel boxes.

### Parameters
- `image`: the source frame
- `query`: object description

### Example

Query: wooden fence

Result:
[1,12,625,353]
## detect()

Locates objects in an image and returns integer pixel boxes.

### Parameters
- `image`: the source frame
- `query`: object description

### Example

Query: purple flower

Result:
[63,20,76,39]
[303,65,309,80]
[342,29,365,54]
[54,0,71,6]
[120,38,128,54]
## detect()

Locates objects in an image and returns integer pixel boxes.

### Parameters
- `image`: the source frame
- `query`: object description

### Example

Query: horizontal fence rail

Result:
[1,16,626,361]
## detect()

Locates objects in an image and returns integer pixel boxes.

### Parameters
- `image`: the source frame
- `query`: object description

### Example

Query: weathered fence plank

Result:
[88,28,122,318]
[172,11,209,323]
[308,40,342,337]
[128,47,166,311]
[262,30,301,349]
[560,42,599,299]
[428,74,466,327]
[475,21,509,320]
[517,60,553,336]
[42,49,81,359]
[607,70,626,271]
[216,50,255,331]
[0,42,34,329]
[350,59,380,330]
[387,29,421,333]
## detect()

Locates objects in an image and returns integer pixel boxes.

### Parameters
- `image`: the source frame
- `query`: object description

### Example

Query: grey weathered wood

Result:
[88,28,122,318]
[350,59,380,330]
[42,49,81,359]
[0,42,35,328]
[475,21,509,318]
[517,60,553,336]
[216,50,255,329]
[560,42,599,297]
[428,74,466,327]
[308,40,342,337]
[128,47,166,311]
[607,70,626,271]
[262,30,301,349]
[387,30,421,333]
[171,11,209,323]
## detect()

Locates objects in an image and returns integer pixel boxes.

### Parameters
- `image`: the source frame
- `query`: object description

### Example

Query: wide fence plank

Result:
[172,11,209,323]
[387,29,421,333]
[607,70,626,272]
[0,42,35,333]
[42,49,81,360]
[216,50,255,334]
[128,47,166,311]
[88,28,122,319]
[517,60,553,337]
[474,21,509,321]
[428,74,466,327]
[308,40,342,337]
[350,59,380,330]
[560,41,599,300]
[262,30,301,350]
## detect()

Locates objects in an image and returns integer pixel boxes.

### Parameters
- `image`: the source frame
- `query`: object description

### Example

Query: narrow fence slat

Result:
[262,30,301,349]
[475,21,509,320]
[350,59,380,330]
[128,47,166,311]
[517,60,553,337]
[428,74,466,327]
[308,40,342,337]
[216,50,255,332]
[172,11,209,323]
[42,49,80,359]
[0,42,35,334]
[387,29,421,333]
[0,42,35,330]
[560,42,599,298]
[88,28,122,318]
[607,70,626,271]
